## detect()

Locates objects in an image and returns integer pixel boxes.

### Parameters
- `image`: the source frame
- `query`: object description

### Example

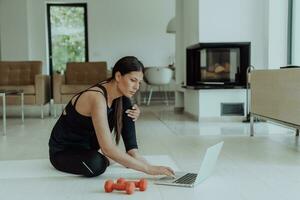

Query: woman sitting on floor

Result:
[49,56,175,177]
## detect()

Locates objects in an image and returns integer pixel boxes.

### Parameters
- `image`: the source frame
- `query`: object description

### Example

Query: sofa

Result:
[53,62,108,105]
[0,61,50,118]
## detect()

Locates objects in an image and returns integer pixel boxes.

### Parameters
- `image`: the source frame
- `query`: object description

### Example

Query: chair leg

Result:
[2,93,6,136]
[21,92,24,123]
[158,86,162,103]
[136,90,141,105]
[143,84,149,104]
[147,87,153,106]
[164,86,169,106]
[53,104,58,118]
[40,104,44,119]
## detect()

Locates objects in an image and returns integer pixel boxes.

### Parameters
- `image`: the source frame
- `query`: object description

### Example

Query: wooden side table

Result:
[0,90,24,136]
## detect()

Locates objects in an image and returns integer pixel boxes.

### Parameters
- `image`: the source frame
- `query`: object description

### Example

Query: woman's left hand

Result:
[125,104,141,121]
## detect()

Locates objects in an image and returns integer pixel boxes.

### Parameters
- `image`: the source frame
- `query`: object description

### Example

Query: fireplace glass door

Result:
[199,48,240,82]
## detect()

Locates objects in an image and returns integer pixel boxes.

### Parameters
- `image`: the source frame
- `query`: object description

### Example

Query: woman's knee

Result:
[82,152,109,177]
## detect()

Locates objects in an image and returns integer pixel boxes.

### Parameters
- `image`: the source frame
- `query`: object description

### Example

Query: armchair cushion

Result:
[53,62,108,104]
[61,85,90,94]
[53,73,65,104]
[0,61,42,85]
[66,62,107,85]
[35,74,50,105]
[0,61,50,106]
[0,85,35,94]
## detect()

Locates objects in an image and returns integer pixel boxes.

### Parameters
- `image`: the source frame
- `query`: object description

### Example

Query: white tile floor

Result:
[0,104,300,200]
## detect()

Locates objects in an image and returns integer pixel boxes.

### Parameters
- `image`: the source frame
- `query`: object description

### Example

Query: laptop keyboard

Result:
[173,173,197,184]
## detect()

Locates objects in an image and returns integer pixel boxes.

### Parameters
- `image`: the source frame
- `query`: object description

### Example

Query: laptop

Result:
[154,141,224,187]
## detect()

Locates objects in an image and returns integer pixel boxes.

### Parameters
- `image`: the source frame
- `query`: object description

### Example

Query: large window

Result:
[47,3,88,75]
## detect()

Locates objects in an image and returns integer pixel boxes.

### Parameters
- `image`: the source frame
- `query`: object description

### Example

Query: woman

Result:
[49,56,174,177]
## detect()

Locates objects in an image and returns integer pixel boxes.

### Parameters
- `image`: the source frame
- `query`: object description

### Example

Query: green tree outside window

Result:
[50,7,86,73]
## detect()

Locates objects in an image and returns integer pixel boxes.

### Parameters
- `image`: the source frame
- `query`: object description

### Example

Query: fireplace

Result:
[186,42,250,88]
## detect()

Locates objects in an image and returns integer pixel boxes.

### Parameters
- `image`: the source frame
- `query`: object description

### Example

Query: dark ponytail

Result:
[110,56,144,144]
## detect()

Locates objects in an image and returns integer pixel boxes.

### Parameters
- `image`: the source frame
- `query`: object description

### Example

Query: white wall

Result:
[27,0,48,73]
[0,0,30,60]
[185,89,246,119]
[199,0,269,69]
[292,0,300,65]
[267,0,289,68]
[184,89,199,117]
[175,0,199,87]
[174,0,199,108]
[0,0,175,73]
[176,0,289,114]
[0,22,1,60]
[88,0,175,68]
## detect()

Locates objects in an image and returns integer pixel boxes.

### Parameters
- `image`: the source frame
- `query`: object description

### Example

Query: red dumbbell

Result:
[104,179,135,195]
[117,178,148,191]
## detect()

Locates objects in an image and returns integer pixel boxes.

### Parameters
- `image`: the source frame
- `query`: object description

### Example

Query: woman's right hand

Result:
[145,165,175,177]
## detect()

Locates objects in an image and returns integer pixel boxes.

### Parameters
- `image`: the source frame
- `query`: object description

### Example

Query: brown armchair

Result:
[0,61,50,118]
[53,62,108,105]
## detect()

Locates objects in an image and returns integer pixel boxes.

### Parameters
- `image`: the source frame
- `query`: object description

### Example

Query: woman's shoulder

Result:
[85,87,107,105]
[88,84,106,92]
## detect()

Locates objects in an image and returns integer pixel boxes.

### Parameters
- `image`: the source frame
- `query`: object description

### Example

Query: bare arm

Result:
[91,95,174,176]
[127,149,149,165]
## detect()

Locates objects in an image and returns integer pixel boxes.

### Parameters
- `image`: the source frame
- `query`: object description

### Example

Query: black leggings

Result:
[50,149,109,177]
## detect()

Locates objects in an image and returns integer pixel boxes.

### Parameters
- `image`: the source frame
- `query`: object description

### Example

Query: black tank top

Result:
[48,83,115,155]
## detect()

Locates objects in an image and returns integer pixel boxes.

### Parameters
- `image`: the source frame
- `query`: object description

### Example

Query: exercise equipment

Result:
[104,179,135,195]
[117,177,148,191]
[104,178,148,195]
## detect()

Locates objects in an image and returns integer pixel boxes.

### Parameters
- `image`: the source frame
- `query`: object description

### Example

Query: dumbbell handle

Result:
[119,181,140,187]
[133,181,140,187]
[116,178,147,191]
[113,183,126,190]
[118,179,142,186]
